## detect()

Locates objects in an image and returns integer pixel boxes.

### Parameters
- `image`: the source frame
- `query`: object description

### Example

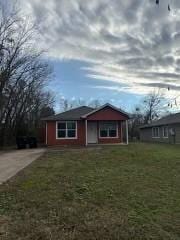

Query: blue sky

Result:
[48,60,141,111]
[19,0,180,112]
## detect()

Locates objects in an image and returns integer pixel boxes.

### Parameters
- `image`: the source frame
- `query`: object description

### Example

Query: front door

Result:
[87,122,98,144]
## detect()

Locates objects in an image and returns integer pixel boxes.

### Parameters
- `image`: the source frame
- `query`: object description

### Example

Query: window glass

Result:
[67,130,76,138]
[152,127,159,138]
[109,130,117,137]
[100,130,108,137]
[58,122,66,129]
[67,122,76,129]
[58,130,66,138]
[100,122,117,138]
[108,122,116,130]
[163,126,168,138]
[100,123,108,130]
[57,121,76,138]
[156,128,159,137]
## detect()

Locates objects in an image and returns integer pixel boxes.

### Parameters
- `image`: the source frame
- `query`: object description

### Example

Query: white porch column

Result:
[85,119,88,146]
[126,120,129,145]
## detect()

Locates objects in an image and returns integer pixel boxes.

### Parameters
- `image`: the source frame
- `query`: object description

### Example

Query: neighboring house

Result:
[42,103,129,146]
[140,112,180,144]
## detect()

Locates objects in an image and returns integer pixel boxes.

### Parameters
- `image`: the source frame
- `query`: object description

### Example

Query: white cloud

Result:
[19,0,180,96]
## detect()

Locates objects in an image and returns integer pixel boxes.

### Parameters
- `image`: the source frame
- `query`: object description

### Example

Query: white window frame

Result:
[152,127,160,138]
[56,121,77,139]
[99,121,118,138]
[162,126,168,138]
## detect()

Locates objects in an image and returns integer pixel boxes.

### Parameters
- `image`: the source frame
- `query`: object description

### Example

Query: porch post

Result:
[85,119,88,146]
[126,120,129,145]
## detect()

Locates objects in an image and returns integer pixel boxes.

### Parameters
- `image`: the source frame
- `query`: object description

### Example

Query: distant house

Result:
[140,113,180,144]
[42,103,129,146]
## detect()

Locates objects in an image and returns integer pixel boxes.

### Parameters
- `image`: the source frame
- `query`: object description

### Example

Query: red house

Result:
[43,103,129,146]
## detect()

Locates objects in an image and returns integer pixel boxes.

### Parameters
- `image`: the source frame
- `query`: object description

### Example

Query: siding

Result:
[46,120,124,146]
[97,121,122,144]
[140,126,170,143]
[140,124,180,144]
[86,106,128,121]
[46,120,86,146]
[169,124,180,144]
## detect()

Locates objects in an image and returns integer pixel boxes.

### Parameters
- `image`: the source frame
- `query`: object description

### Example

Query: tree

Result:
[40,106,55,119]
[0,2,54,146]
[128,107,144,140]
[59,98,102,112]
[128,90,169,140]
[142,90,165,124]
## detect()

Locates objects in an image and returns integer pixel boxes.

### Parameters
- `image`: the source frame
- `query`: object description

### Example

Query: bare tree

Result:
[0,3,54,146]
[128,107,144,140]
[141,90,167,124]
[59,98,102,112]
[88,99,101,108]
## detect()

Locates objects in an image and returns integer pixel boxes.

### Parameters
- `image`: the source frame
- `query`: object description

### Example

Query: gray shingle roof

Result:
[140,112,180,129]
[42,106,94,121]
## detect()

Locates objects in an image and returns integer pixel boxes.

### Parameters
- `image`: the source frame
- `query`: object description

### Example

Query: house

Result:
[140,112,180,144]
[42,103,129,146]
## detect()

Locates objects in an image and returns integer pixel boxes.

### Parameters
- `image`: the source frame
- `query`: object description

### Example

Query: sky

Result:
[18,0,180,111]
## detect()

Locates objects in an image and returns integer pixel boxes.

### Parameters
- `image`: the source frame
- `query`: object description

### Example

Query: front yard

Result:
[1,143,180,239]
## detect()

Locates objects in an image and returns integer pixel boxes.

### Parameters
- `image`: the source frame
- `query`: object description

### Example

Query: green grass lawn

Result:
[1,143,180,240]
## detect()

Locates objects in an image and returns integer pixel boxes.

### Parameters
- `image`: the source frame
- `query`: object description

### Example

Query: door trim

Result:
[87,122,98,144]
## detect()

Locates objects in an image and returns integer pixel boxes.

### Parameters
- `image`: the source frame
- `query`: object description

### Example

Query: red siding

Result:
[47,120,86,146]
[98,121,122,144]
[46,106,128,146]
[86,106,128,121]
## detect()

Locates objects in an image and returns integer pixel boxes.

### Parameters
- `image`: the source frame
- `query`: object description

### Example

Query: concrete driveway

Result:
[0,148,46,184]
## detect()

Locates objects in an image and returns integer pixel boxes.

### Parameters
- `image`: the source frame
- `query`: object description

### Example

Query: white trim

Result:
[46,122,48,145]
[162,126,169,138]
[126,120,129,145]
[81,103,129,119]
[99,121,119,139]
[85,120,88,146]
[152,127,160,138]
[56,121,77,140]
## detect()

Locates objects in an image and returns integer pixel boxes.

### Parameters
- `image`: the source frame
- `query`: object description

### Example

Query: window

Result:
[162,126,168,138]
[152,127,160,138]
[57,121,77,139]
[99,121,117,138]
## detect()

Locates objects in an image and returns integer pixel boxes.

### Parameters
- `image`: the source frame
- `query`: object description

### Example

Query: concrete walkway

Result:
[0,148,46,184]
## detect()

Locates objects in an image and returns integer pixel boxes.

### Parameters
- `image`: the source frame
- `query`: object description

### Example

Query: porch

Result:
[85,120,129,146]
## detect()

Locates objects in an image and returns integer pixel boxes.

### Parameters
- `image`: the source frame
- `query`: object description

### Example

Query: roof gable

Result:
[82,103,129,119]
[42,103,129,121]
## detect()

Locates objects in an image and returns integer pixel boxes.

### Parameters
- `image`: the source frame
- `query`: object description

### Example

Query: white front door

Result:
[87,122,98,144]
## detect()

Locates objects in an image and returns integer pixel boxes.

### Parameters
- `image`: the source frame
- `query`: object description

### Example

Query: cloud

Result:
[19,0,180,96]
